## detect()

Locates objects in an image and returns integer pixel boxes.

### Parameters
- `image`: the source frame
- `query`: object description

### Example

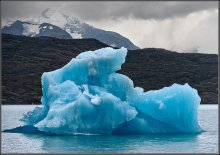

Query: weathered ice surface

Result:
[21,47,202,135]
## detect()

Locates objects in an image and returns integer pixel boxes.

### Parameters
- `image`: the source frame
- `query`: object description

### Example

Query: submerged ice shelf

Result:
[20,47,202,135]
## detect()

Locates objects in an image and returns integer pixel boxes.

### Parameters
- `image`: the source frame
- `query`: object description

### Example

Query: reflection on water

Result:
[21,133,200,153]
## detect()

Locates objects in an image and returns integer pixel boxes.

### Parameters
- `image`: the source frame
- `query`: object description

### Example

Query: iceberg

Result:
[21,47,202,135]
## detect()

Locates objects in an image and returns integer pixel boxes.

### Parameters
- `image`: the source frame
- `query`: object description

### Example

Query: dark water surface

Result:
[1,105,218,153]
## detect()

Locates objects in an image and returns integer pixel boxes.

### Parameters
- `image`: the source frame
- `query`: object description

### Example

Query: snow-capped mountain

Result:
[2,8,139,50]
[2,20,72,39]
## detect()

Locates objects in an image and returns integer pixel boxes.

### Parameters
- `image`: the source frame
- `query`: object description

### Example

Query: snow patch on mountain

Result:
[23,23,40,37]
[66,28,82,39]
[2,8,139,49]
[40,8,84,39]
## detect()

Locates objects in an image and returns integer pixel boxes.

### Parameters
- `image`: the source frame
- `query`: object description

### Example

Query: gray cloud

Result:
[1,1,218,54]
[1,1,218,21]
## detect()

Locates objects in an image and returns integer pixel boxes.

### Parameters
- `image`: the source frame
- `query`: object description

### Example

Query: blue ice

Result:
[21,47,202,135]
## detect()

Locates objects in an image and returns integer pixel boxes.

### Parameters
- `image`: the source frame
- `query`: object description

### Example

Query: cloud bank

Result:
[1,1,218,53]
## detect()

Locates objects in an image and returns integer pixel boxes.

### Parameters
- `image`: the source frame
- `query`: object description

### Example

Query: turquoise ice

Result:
[22,47,202,135]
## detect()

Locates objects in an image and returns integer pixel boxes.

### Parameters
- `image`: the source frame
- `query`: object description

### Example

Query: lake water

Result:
[1,105,218,153]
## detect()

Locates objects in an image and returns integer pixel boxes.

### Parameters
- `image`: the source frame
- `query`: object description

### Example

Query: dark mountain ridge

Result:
[2,34,218,104]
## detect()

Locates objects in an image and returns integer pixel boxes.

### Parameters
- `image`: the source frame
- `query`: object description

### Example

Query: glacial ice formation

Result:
[21,47,202,135]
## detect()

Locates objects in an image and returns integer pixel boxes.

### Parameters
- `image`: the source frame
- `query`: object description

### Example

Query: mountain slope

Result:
[2,8,139,50]
[2,20,25,36]
[2,34,218,104]
[34,23,72,39]
[2,20,72,39]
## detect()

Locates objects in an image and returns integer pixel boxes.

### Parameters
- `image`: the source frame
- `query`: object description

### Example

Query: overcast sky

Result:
[1,1,219,54]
